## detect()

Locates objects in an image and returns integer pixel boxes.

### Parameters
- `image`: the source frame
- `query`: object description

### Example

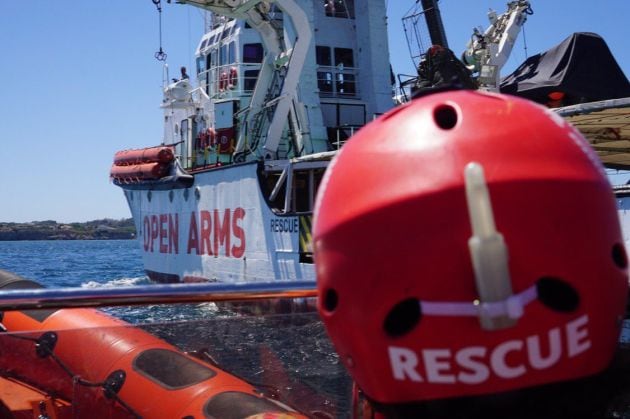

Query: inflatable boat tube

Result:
[0,270,305,419]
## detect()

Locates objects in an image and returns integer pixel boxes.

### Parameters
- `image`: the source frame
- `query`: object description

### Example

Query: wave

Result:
[79,276,223,324]
[81,276,149,288]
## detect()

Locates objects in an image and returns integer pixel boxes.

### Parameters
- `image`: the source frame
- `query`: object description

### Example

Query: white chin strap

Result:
[419,284,537,320]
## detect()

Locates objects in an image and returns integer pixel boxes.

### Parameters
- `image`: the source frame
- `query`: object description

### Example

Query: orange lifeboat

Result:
[0,272,307,418]
[113,146,174,166]
[109,162,169,181]
[110,146,178,185]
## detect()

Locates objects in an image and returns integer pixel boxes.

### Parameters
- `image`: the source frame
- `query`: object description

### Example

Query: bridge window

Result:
[220,45,227,66]
[322,102,366,147]
[336,73,356,95]
[334,48,354,68]
[324,0,354,19]
[316,46,356,97]
[244,70,259,91]
[261,166,327,214]
[221,27,230,40]
[317,72,333,92]
[228,42,235,64]
[243,43,263,63]
[316,46,332,66]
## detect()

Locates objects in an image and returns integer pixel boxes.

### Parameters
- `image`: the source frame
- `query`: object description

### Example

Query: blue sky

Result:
[0,0,628,223]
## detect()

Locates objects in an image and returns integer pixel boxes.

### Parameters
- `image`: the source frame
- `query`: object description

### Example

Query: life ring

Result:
[228,67,238,89]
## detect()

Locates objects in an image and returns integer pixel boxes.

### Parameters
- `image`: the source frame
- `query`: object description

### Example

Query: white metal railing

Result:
[316,66,359,97]
[197,63,261,99]
[0,281,317,310]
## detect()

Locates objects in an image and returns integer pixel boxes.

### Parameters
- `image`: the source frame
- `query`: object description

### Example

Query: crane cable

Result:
[152,0,168,61]
[521,24,528,59]
[521,4,534,60]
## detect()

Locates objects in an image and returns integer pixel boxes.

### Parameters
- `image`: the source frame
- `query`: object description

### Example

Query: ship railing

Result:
[241,64,261,94]
[198,68,211,96]
[396,73,419,103]
[190,85,210,102]
[198,63,261,99]
[316,65,359,98]
[0,281,317,311]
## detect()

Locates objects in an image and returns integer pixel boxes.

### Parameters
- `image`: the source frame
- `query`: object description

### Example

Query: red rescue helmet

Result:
[313,90,628,404]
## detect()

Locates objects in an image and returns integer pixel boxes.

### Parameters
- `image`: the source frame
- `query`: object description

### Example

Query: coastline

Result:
[0,219,135,241]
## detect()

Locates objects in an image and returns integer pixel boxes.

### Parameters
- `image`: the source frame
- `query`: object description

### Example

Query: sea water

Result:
[0,239,351,416]
[0,240,223,322]
[0,240,146,289]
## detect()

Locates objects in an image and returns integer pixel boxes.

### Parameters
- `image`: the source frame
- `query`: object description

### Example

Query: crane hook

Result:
[152,0,168,61]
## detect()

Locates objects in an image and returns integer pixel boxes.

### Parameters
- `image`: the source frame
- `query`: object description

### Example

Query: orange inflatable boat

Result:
[0,271,306,418]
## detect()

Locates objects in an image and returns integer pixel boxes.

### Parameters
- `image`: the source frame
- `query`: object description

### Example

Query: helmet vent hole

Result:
[433,105,458,130]
[612,243,628,269]
[536,277,580,312]
[384,298,422,338]
[323,289,338,312]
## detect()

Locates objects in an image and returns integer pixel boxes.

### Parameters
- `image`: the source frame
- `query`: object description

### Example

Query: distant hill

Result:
[0,219,136,241]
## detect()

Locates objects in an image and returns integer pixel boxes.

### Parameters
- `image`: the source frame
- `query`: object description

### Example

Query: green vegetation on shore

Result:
[0,219,136,241]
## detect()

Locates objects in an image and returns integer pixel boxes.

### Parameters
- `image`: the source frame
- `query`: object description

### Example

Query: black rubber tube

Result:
[0,269,43,290]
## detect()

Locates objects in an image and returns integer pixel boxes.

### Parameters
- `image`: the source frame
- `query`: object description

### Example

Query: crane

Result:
[462,0,533,92]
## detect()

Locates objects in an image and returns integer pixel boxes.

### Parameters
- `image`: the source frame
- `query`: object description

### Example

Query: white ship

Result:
[111,0,394,283]
[111,0,630,285]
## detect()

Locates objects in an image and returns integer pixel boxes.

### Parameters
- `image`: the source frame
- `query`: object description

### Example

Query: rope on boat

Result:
[1,329,143,418]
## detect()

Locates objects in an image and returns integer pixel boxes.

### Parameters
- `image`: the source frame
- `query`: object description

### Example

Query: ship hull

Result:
[122,161,314,283]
